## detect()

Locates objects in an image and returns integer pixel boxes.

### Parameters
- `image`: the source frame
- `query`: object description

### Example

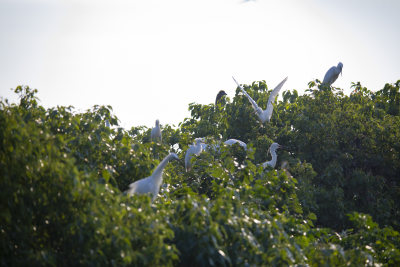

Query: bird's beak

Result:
[279,145,289,151]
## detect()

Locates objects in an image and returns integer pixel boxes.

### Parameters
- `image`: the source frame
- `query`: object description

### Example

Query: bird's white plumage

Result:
[322,62,343,86]
[262,143,281,169]
[233,76,288,123]
[151,119,162,143]
[126,153,178,201]
[224,139,248,150]
[185,138,205,171]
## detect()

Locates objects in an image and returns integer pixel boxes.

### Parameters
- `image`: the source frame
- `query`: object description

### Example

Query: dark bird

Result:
[215,90,227,105]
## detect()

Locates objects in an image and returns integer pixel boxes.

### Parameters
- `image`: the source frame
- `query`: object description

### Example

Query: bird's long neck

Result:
[263,149,277,168]
[151,154,172,183]
[269,149,278,168]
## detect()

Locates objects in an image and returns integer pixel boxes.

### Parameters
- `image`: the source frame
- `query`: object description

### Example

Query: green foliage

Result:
[1,81,400,266]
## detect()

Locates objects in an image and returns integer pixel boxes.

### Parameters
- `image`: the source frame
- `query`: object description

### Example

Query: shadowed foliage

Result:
[1,81,399,266]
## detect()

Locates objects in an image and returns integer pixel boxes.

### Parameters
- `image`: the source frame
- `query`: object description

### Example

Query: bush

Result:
[1,82,399,266]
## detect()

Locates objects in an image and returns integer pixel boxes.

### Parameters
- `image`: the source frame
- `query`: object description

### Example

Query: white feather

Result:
[233,76,288,123]
[262,143,281,169]
[322,62,343,86]
[150,119,162,143]
[185,138,205,171]
[126,153,178,202]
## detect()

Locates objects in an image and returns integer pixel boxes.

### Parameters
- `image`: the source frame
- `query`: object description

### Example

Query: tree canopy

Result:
[1,80,399,266]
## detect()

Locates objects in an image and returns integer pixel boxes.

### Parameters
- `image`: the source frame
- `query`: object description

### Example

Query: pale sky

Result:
[1,0,399,128]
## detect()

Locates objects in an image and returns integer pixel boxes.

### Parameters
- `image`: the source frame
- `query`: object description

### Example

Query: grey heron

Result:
[322,62,343,86]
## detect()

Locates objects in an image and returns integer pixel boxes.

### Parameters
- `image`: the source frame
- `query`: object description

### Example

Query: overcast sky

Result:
[1,0,399,128]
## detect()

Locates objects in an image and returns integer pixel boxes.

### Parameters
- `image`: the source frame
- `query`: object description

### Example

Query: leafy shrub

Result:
[1,81,399,266]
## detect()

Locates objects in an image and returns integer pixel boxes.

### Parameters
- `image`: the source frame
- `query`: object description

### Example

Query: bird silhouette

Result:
[126,153,179,202]
[215,90,227,105]
[233,76,288,123]
[322,62,343,86]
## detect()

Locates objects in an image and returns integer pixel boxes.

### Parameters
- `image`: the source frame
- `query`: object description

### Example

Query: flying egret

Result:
[322,62,343,86]
[262,143,282,169]
[215,90,227,105]
[232,76,288,123]
[151,119,162,143]
[126,153,179,202]
[224,138,248,150]
[185,138,205,172]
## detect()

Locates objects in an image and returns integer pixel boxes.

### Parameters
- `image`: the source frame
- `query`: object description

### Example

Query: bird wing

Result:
[224,139,247,150]
[128,177,152,192]
[151,126,162,142]
[223,139,235,146]
[322,67,336,85]
[265,77,288,121]
[267,77,288,105]
[262,160,273,169]
[232,76,260,112]
[126,180,140,196]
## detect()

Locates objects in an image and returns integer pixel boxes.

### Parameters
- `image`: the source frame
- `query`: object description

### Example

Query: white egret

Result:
[224,138,248,150]
[215,90,227,105]
[185,138,205,172]
[151,119,162,143]
[262,143,282,169]
[126,153,179,202]
[232,76,288,123]
[322,62,343,86]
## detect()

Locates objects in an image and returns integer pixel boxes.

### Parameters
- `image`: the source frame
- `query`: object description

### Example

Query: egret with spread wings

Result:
[232,76,288,123]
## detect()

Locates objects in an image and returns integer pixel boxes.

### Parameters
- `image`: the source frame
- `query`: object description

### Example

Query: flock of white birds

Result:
[127,63,343,201]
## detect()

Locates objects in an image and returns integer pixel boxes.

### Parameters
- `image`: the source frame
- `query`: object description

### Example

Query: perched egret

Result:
[151,119,162,143]
[224,138,248,150]
[215,90,227,105]
[262,143,282,169]
[185,138,205,172]
[233,76,288,123]
[322,62,343,86]
[126,153,179,202]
